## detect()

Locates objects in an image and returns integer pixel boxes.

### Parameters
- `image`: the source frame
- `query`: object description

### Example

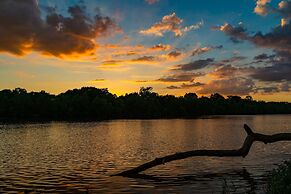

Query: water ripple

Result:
[0,115,291,193]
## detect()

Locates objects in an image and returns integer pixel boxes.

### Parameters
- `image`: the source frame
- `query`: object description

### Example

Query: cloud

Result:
[166,85,180,89]
[145,0,159,5]
[210,64,242,78]
[101,55,159,67]
[198,77,255,96]
[101,60,124,66]
[100,42,186,67]
[217,20,291,86]
[0,0,118,58]
[278,1,291,16]
[191,45,223,56]
[105,43,172,59]
[250,63,291,82]
[254,0,271,16]
[0,0,41,55]
[157,52,253,94]
[250,25,291,54]
[253,53,277,63]
[191,47,212,56]
[113,51,137,57]
[216,21,291,64]
[279,1,289,9]
[173,58,215,71]
[157,44,290,94]
[131,56,156,62]
[208,57,291,84]
[278,81,291,91]
[253,0,291,27]
[140,13,203,37]
[166,82,204,89]
[278,1,291,26]
[92,79,106,82]
[255,86,280,93]
[254,53,275,61]
[157,72,204,82]
[167,51,182,58]
[219,2,291,53]
[220,56,246,63]
[170,55,246,76]
[151,43,171,51]
[255,82,291,93]
[213,23,247,43]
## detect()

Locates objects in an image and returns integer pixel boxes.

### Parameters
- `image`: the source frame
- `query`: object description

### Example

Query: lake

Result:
[1,115,291,193]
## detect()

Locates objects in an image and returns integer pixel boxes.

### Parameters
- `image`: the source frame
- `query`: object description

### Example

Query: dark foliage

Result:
[268,161,291,194]
[0,87,290,121]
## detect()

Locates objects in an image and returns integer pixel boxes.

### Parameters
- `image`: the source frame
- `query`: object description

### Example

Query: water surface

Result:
[1,115,291,193]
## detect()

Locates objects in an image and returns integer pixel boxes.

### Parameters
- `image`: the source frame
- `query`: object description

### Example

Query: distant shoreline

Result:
[1,114,291,124]
[1,87,291,123]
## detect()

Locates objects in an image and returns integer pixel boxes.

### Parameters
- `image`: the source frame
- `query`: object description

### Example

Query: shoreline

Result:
[1,113,291,124]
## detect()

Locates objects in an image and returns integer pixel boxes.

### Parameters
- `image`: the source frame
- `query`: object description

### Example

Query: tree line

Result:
[0,87,290,121]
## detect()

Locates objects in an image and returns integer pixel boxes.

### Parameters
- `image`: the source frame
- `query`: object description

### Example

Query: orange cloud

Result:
[150,43,172,51]
[140,13,203,37]
[254,0,271,16]
[96,42,182,67]
[101,55,159,67]
[99,44,169,57]
[167,51,182,58]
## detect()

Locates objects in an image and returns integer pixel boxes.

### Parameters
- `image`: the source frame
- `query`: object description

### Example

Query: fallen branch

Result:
[114,124,291,176]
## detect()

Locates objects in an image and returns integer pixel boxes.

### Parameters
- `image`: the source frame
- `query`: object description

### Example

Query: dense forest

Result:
[0,87,290,121]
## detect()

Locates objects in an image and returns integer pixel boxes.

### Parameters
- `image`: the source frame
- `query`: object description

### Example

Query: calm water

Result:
[1,115,291,193]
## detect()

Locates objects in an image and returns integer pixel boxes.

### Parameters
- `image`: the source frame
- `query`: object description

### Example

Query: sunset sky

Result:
[0,0,291,102]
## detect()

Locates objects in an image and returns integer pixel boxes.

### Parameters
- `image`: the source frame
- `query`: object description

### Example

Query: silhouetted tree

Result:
[184,93,198,100]
[245,95,253,101]
[211,93,225,100]
[0,87,290,121]
[139,87,154,96]
[227,95,242,102]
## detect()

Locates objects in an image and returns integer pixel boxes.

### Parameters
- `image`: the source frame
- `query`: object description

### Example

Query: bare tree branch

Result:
[114,124,291,176]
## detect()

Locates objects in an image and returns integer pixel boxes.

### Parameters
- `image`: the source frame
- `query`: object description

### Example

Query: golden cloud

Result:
[140,13,203,37]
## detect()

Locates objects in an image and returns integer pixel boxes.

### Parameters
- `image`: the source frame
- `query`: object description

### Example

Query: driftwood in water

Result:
[114,124,291,176]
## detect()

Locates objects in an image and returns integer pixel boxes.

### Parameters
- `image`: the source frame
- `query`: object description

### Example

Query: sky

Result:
[0,0,291,102]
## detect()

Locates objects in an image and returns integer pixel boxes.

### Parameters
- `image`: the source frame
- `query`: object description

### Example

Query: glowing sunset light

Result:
[0,0,290,102]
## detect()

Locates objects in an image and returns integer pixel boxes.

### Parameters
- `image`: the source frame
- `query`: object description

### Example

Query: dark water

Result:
[1,115,291,193]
